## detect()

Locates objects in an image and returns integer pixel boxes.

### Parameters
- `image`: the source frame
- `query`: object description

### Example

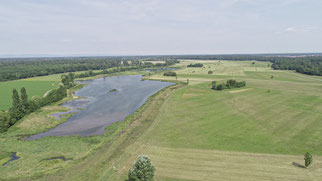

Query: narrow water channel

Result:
[27,75,174,140]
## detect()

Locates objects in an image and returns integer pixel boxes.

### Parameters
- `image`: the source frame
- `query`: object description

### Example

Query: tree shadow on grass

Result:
[292,162,306,169]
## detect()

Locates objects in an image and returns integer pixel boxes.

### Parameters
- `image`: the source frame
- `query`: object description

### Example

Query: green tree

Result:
[211,81,217,89]
[304,152,312,168]
[0,112,9,133]
[128,155,155,181]
[61,75,69,87]
[9,88,23,125]
[12,88,21,109]
[20,87,29,113]
[217,84,224,90]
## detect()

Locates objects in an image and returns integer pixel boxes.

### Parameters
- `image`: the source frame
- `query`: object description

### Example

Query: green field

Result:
[0,80,57,110]
[0,70,107,111]
[1,60,322,180]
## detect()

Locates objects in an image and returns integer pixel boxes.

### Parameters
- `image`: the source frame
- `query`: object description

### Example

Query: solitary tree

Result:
[128,155,155,181]
[304,152,312,168]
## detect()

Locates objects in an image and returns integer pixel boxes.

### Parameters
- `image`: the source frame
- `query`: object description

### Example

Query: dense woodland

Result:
[271,57,322,76]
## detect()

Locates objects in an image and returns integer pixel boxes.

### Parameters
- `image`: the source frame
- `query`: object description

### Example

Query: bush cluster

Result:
[211,79,246,91]
[187,63,203,67]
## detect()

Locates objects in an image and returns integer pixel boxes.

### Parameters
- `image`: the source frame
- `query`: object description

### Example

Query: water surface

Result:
[28,75,174,140]
[2,152,20,166]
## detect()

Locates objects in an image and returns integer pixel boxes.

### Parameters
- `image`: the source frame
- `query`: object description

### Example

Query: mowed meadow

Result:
[105,60,322,180]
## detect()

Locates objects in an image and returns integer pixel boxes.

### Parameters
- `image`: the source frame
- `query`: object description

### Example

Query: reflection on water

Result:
[27,75,174,140]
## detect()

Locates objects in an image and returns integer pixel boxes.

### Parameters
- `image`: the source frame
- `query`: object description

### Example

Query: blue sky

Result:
[0,0,321,56]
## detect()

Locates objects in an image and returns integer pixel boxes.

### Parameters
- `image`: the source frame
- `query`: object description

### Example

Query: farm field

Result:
[1,60,322,181]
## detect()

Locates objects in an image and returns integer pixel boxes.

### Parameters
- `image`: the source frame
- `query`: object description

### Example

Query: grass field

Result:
[0,70,109,111]
[0,80,56,110]
[105,60,322,180]
[1,60,322,180]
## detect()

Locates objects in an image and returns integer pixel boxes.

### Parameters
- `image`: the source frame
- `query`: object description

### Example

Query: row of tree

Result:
[0,73,75,133]
[163,71,177,76]
[211,79,246,90]
[75,65,152,79]
[187,63,203,67]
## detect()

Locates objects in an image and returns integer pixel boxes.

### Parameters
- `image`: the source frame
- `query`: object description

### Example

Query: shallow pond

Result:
[2,152,20,166]
[27,75,174,140]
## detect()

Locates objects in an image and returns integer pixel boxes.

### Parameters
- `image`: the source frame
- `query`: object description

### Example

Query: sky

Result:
[0,0,322,56]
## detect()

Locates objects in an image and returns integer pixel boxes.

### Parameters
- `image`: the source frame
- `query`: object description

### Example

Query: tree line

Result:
[163,71,177,76]
[0,73,74,133]
[0,57,181,82]
[75,65,154,79]
[187,63,203,67]
[271,57,322,76]
[211,79,246,90]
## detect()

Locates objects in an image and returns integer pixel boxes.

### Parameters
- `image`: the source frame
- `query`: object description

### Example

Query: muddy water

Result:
[27,75,174,140]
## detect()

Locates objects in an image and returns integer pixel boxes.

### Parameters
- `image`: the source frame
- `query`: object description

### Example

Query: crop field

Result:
[1,60,322,180]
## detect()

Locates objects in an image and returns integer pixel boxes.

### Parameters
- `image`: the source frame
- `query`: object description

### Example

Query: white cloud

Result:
[280,26,319,33]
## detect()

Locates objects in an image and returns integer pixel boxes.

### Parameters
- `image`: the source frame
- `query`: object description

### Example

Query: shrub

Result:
[304,152,312,168]
[128,155,155,181]
[208,71,213,74]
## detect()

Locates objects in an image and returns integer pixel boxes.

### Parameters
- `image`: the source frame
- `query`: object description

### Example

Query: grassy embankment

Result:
[43,60,322,181]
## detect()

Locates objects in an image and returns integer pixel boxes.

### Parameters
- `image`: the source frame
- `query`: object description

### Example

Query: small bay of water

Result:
[27,75,174,140]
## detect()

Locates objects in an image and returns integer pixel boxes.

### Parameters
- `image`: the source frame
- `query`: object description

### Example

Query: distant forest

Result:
[1,54,321,81]
[271,57,322,76]
[0,57,177,82]
[141,54,322,76]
